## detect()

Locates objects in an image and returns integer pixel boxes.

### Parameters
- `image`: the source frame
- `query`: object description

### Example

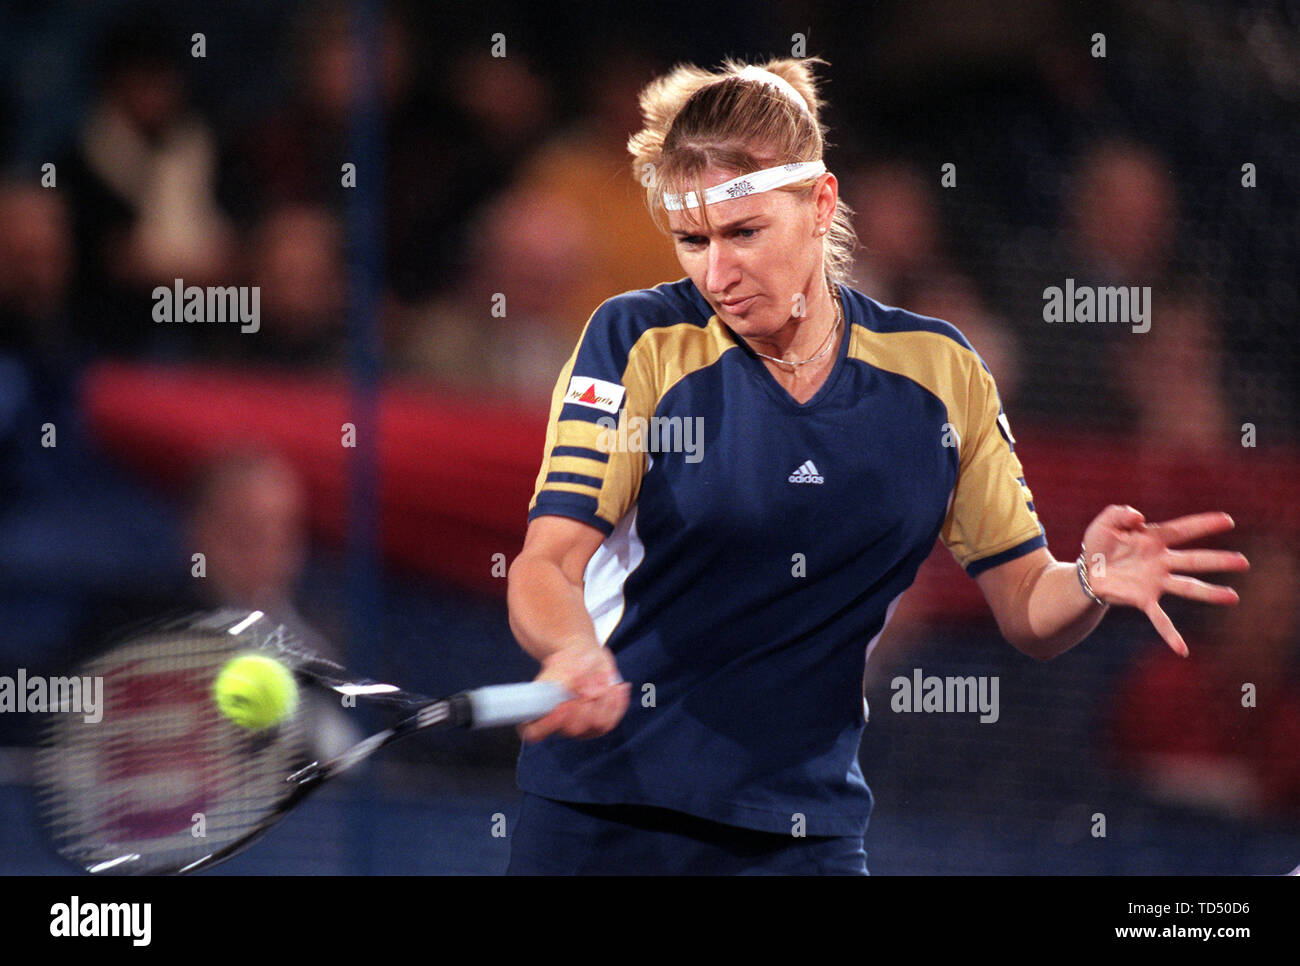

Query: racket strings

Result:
[36,620,311,874]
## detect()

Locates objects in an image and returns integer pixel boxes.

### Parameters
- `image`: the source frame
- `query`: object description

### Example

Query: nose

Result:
[705,239,740,295]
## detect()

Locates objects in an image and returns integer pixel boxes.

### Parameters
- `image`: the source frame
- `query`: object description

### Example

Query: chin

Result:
[719,302,781,333]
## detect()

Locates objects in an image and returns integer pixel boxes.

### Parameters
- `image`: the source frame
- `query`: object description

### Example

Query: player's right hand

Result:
[519,642,630,742]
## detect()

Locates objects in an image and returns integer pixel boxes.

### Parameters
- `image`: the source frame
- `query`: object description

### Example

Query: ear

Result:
[815,173,838,230]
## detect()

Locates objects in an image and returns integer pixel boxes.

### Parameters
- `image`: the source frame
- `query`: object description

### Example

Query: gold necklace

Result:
[749,290,842,369]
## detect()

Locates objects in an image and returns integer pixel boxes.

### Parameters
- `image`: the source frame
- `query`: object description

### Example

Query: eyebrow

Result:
[670,216,761,237]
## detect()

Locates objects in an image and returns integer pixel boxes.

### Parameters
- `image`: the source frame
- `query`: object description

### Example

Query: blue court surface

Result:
[5,754,1296,876]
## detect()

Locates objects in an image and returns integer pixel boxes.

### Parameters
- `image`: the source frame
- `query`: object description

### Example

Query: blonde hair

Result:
[628,56,856,286]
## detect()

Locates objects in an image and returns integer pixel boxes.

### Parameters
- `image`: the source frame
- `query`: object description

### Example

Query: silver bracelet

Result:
[1076,545,1107,607]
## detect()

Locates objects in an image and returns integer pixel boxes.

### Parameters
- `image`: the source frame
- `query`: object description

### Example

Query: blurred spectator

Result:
[59,3,236,356]
[1112,291,1234,452]
[845,161,947,305]
[221,2,463,304]
[1109,536,1300,823]
[1010,138,1187,430]
[0,181,85,534]
[251,204,346,364]
[72,448,358,756]
[408,45,558,304]
[392,183,593,405]
[220,2,410,215]
[511,46,684,334]
[0,172,180,680]
[187,450,310,616]
[1067,140,1178,284]
[445,48,555,160]
[0,183,77,364]
[391,41,522,302]
[72,449,323,648]
[186,450,359,755]
[0,182,81,525]
[231,204,347,368]
[845,164,1023,404]
[0,177,177,591]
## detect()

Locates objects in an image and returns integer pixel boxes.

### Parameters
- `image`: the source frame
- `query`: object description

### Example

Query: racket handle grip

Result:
[465,681,572,729]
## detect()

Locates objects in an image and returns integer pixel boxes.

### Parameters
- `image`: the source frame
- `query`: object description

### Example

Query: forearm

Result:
[1012,559,1109,660]
[506,553,601,662]
[506,546,630,742]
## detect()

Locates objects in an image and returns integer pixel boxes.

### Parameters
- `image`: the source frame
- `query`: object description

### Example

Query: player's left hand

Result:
[1080,505,1249,657]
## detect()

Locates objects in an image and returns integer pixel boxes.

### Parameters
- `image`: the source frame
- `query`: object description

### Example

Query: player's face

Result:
[667,166,832,341]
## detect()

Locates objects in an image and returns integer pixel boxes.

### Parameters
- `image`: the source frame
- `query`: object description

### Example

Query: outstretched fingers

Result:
[1144,600,1188,658]
[1147,512,1236,547]
[1164,573,1241,606]
[1165,548,1250,574]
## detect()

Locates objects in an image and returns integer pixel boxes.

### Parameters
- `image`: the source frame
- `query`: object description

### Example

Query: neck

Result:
[747,283,840,366]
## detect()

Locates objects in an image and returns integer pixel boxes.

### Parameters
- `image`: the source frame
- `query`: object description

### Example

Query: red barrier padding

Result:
[83,363,1298,613]
[82,362,547,594]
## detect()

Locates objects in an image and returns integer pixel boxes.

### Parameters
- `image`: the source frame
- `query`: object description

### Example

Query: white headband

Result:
[662,160,827,211]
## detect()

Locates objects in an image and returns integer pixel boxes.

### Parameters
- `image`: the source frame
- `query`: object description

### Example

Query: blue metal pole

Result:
[345,0,385,876]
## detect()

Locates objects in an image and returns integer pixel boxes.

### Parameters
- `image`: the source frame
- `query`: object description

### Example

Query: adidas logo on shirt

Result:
[788,460,824,484]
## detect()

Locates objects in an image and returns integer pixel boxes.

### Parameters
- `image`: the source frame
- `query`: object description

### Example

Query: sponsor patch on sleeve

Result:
[564,376,626,414]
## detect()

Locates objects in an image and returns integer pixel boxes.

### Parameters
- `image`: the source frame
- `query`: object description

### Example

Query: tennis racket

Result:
[34,608,568,875]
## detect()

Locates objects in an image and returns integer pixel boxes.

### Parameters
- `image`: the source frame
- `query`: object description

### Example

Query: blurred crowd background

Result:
[0,0,1297,874]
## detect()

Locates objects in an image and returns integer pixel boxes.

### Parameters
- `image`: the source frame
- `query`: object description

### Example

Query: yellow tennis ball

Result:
[213,654,298,730]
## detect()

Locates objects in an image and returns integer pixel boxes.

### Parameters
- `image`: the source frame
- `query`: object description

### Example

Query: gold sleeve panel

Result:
[530,315,736,530]
[845,325,1043,570]
[941,358,1044,570]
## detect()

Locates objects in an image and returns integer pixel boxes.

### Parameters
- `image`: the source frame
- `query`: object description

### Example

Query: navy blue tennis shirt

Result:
[518,278,1046,836]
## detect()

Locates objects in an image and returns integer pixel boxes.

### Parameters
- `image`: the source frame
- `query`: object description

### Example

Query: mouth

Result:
[718,295,757,314]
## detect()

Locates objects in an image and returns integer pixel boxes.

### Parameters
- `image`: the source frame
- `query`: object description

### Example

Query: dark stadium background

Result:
[0,0,1296,874]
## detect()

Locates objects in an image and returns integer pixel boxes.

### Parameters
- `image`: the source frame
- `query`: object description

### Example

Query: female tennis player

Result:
[504,57,1248,874]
